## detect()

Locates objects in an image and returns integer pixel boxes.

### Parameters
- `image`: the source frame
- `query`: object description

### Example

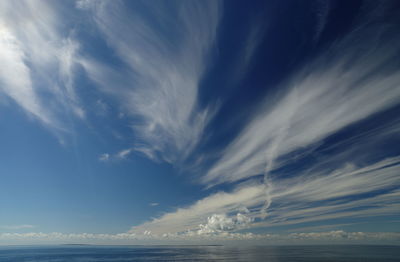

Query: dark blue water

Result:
[0,245,399,262]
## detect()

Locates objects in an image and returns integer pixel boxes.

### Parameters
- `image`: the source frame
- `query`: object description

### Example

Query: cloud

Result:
[98,149,135,162]
[0,224,35,230]
[79,0,221,165]
[0,1,84,131]
[272,157,400,203]
[0,22,52,125]
[130,156,400,235]
[95,99,109,116]
[285,231,400,242]
[312,0,330,43]
[203,17,400,187]
[130,182,265,235]
[99,153,110,162]
[197,213,253,235]
[0,230,399,245]
[252,157,400,228]
[77,2,400,238]
[127,7,400,235]
[1,0,398,243]
[117,148,132,159]
[286,223,357,233]
[149,203,159,207]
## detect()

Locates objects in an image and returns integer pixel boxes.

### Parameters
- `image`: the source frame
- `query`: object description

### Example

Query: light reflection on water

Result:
[0,245,399,262]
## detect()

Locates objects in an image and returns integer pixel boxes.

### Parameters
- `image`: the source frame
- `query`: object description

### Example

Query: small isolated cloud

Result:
[75,0,94,10]
[99,149,135,162]
[149,203,159,207]
[99,153,110,162]
[0,224,35,230]
[117,148,132,159]
[95,99,109,116]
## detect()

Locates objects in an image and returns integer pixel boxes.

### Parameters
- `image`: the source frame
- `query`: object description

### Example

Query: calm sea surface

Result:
[0,245,399,262]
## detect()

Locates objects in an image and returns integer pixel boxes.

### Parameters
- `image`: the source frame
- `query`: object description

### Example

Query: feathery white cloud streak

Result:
[99,153,110,162]
[0,23,51,125]
[131,156,400,235]
[203,24,400,186]
[79,0,221,164]
[0,1,84,130]
[130,182,265,235]
[117,148,132,159]
[254,157,400,228]
[0,224,35,230]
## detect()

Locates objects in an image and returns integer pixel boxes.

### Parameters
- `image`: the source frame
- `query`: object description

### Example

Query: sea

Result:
[0,245,399,262]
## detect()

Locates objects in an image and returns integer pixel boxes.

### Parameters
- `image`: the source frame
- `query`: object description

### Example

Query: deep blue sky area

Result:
[0,0,399,245]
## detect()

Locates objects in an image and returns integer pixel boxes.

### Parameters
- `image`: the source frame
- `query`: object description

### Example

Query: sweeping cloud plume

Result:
[78,0,220,165]
[130,182,265,235]
[0,0,399,245]
[129,2,400,236]
[132,157,400,235]
[203,27,400,186]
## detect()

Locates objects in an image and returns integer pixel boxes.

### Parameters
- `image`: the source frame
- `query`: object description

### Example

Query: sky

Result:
[0,0,400,245]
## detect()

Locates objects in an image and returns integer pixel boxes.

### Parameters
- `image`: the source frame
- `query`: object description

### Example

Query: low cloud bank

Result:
[1,230,399,245]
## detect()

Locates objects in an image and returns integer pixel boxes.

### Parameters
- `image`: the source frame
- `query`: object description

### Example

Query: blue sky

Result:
[0,0,400,245]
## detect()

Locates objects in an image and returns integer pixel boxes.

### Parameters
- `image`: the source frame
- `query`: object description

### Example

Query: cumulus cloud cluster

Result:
[197,213,253,235]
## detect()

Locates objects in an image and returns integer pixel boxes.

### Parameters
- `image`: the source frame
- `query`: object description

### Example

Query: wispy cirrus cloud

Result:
[117,148,133,159]
[255,157,400,228]
[0,224,35,230]
[203,22,400,186]
[79,0,221,165]
[1,0,399,243]
[126,5,400,234]
[77,4,400,239]
[0,1,84,131]
[98,153,110,162]
[131,156,400,235]
[130,182,265,235]
[170,7,400,233]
